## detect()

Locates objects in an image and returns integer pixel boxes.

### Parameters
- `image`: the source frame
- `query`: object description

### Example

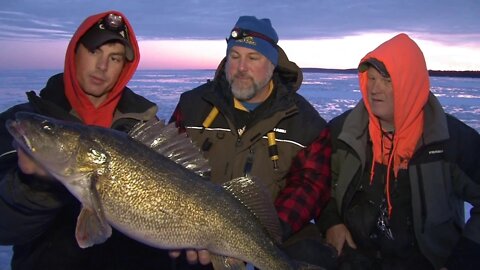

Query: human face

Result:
[225,46,275,103]
[366,67,394,128]
[75,42,126,107]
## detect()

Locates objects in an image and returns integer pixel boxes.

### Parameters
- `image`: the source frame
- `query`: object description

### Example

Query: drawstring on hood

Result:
[359,33,430,216]
[64,10,140,127]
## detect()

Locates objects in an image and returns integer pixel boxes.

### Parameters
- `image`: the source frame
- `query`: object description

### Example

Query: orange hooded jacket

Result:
[63,10,140,127]
[358,33,430,215]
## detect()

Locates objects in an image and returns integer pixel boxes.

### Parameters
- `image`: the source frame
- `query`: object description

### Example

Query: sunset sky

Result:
[0,0,479,71]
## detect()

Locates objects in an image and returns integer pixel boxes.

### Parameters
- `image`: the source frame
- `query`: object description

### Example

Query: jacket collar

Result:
[35,73,157,125]
[203,72,297,125]
[419,92,450,145]
[338,101,370,167]
[338,93,450,165]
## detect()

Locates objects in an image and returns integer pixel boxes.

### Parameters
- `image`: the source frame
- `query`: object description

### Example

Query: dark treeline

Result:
[428,70,480,78]
[302,68,480,78]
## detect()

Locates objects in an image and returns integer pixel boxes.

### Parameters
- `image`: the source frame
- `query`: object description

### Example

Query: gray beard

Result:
[227,62,275,102]
[230,73,272,101]
[231,82,257,101]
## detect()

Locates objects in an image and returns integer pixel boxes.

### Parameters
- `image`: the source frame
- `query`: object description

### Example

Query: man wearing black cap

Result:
[169,16,335,269]
[0,11,171,270]
[316,33,480,269]
[80,13,135,63]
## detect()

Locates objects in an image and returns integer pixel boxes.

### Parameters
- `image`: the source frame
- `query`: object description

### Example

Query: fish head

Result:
[6,112,110,195]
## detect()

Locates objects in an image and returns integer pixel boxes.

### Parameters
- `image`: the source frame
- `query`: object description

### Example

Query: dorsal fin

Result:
[128,119,210,177]
[222,176,282,244]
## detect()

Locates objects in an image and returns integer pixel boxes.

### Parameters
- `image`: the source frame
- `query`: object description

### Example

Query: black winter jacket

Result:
[318,94,480,269]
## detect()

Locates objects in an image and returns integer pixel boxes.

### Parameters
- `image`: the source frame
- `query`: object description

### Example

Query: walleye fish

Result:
[6,112,323,270]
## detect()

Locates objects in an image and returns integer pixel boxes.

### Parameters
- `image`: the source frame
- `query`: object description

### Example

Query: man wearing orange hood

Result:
[315,33,480,269]
[0,11,171,269]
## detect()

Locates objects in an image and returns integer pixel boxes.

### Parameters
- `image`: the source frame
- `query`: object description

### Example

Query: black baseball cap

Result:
[80,14,134,61]
[358,58,390,77]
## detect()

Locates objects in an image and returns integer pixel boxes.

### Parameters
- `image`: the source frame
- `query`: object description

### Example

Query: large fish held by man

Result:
[6,112,323,270]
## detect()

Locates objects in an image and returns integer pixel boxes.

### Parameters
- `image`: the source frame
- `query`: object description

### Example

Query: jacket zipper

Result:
[416,165,427,233]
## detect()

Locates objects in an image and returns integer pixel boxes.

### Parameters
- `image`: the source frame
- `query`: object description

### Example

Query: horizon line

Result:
[0,67,479,72]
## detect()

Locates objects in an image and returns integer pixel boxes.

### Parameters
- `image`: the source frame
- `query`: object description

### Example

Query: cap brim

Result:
[358,58,389,77]
[81,28,134,62]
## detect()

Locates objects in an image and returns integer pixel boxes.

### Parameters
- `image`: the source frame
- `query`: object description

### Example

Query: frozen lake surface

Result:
[0,69,478,270]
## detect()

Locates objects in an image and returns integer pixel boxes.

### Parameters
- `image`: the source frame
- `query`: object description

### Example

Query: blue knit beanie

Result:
[226,16,279,66]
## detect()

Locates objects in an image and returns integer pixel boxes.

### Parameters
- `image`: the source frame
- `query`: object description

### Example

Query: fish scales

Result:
[6,112,320,270]
[91,138,291,269]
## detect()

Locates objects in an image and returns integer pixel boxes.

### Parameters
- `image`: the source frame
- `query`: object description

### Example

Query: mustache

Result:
[232,71,252,80]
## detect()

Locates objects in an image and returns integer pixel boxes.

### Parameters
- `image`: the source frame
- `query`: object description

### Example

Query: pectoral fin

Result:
[75,174,111,248]
[75,206,112,248]
[210,254,246,270]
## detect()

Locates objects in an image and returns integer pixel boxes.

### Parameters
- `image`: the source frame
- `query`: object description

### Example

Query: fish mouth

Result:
[6,119,33,152]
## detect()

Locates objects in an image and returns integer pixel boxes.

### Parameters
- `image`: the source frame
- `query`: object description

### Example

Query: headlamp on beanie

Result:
[80,13,134,61]
[226,16,279,66]
[228,28,277,47]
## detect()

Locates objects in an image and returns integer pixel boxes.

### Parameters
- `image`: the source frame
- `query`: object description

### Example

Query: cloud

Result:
[0,10,73,40]
[0,0,478,42]
[0,0,478,70]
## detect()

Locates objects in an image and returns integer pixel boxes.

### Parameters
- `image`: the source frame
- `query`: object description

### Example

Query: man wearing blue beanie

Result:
[169,16,335,269]
[226,16,279,66]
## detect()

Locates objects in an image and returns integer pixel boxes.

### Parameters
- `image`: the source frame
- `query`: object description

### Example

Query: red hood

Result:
[63,10,140,127]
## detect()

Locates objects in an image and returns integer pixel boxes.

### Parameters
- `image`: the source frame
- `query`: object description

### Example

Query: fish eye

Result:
[88,148,108,164]
[41,121,54,132]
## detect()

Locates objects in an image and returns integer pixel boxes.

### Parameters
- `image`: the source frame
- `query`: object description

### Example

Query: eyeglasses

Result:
[227,27,276,46]
[99,14,129,41]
